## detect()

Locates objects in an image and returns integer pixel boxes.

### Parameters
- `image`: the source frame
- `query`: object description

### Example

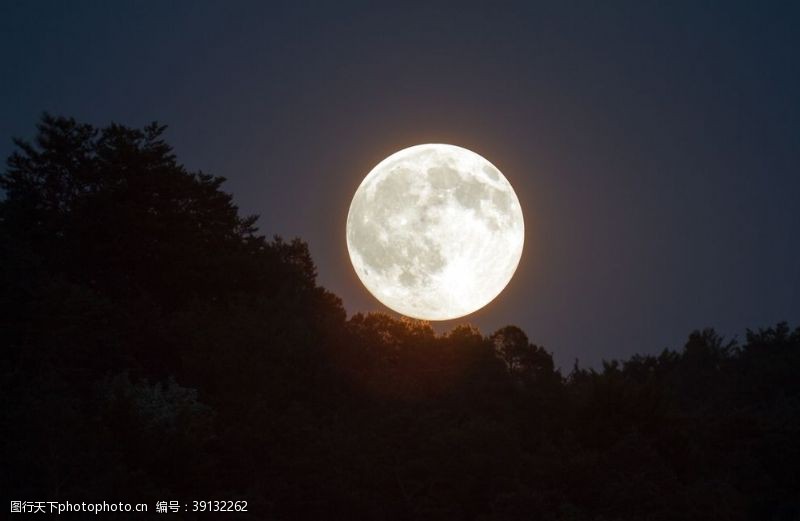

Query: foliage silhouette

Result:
[1,115,798,520]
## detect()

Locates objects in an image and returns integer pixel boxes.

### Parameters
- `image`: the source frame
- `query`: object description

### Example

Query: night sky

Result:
[2,1,798,368]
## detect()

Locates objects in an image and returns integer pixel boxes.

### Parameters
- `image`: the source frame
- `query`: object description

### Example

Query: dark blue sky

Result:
[2,1,798,368]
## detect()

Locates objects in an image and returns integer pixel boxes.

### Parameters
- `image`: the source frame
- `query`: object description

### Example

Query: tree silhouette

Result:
[490,325,555,381]
[1,115,798,520]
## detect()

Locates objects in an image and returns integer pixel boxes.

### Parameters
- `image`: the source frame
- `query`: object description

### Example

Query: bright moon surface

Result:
[346,144,524,320]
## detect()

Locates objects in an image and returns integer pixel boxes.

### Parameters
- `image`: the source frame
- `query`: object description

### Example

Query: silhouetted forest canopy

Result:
[2,115,798,520]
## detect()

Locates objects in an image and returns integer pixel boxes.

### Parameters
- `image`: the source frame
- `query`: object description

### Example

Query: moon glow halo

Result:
[346,144,524,321]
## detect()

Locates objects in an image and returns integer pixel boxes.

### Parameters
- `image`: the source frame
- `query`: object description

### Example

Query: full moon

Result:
[346,144,524,321]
